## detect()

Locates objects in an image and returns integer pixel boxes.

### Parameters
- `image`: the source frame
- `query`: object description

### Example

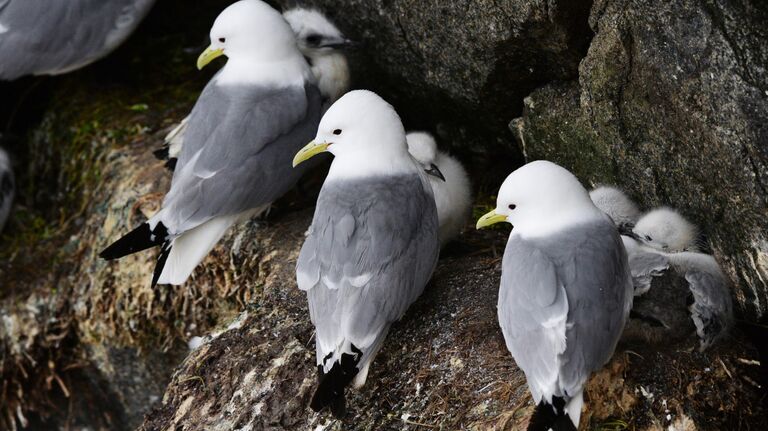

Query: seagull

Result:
[589,186,732,349]
[630,206,732,349]
[283,7,353,109]
[293,90,440,418]
[100,0,322,286]
[589,185,641,232]
[0,0,156,80]
[0,147,14,232]
[477,161,632,431]
[157,6,354,169]
[406,131,472,246]
[633,207,700,252]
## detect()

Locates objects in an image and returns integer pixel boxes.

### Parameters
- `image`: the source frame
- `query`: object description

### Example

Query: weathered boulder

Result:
[512,0,768,321]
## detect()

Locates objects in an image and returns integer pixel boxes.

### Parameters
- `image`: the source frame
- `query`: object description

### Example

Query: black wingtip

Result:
[329,393,346,418]
[310,346,361,417]
[151,242,172,287]
[100,222,168,260]
[527,397,577,431]
[164,158,177,171]
[153,145,170,161]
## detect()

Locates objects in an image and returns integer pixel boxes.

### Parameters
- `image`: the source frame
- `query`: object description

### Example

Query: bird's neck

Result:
[514,207,608,240]
[327,150,418,181]
[216,55,311,87]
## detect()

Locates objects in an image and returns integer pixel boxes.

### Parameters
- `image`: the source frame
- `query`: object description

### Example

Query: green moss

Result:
[518,82,617,186]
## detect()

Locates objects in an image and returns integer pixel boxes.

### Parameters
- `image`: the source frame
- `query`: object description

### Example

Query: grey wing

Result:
[622,235,670,296]
[102,0,156,51]
[158,83,321,234]
[685,256,733,351]
[551,222,633,396]
[498,241,569,403]
[299,176,440,367]
[0,0,154,79]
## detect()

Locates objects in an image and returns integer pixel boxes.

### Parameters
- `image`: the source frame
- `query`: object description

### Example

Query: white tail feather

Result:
[157,215,240,285]
[565,390,584,428]
[156,206,268,285]
[351,362,370,389]
[164,116,189,159]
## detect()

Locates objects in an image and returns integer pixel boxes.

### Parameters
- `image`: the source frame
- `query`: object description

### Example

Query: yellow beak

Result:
[476,210,509,229]
[292,141,329,167]
[197,45,224,70]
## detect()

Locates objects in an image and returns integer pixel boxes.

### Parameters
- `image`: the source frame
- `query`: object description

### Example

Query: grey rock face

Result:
[278,0,593,161]
[513,0,768,320]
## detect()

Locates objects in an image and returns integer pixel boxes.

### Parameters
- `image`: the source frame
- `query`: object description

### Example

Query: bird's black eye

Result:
[306,34,322,46]
[218,37,226,43]
[645,235,652,241]
[333,129,342,135]
[508,204,516,210]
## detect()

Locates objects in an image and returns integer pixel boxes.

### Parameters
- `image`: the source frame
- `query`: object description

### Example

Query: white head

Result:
[283,7,353,58]
[589,185,641,226]
[197,0,303,70]
[476,161,604,237]
[633,207,699,252]
[292,90,414,179]
[406,132,446,182]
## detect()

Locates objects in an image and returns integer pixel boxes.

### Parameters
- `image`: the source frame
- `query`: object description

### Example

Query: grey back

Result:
[160,81,322,233]
[499,220,632,401]
[298,175,440,367]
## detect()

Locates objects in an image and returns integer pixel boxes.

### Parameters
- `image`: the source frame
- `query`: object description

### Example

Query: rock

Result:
[513,0,768,321]
[277,0,593,164]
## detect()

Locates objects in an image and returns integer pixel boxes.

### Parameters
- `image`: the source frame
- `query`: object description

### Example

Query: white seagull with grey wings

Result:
[100,0,322,286]
[159,6,354,167]
[477,161,633,431]
[293,90,440,418]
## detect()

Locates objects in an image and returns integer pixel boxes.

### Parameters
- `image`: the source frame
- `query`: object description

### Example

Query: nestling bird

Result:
[293,90,440,418]
[589,185,641,232]
[628,205,733,350]
[0,0,156,80]
[633,207,699,252]
[283,7,353,109]
[0,147,14,232]
[100,0,322,286]
[406,131,471,246]
[477,161,633,431]
[158,6,354,169]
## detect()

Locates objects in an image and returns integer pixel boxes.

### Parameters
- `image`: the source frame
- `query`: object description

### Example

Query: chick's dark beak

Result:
[618,223,638,238]
[425,163,446,182]
[321,37,358,50]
